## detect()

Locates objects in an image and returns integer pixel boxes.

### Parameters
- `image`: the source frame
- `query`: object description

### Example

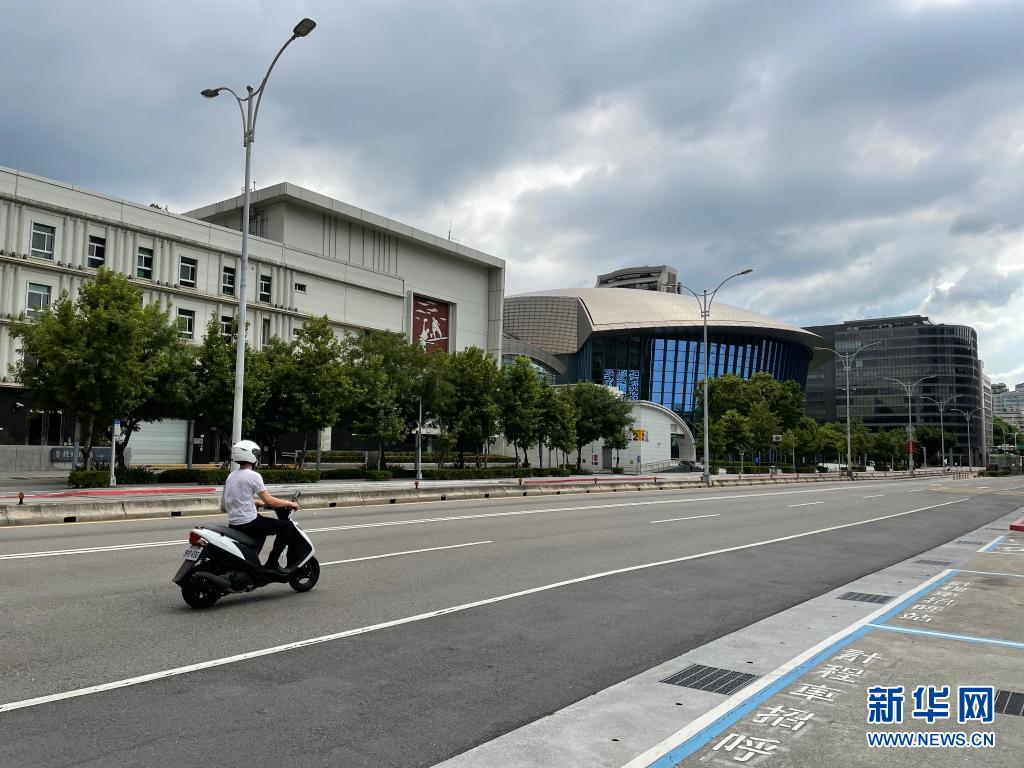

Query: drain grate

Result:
[838,591,893,605]
[916,558,953,566]
[995,690,1024,717]
[661,664,760,695]
[957,540,985,545]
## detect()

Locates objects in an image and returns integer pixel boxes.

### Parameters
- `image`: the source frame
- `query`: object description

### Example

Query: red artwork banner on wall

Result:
[413,296,450,353]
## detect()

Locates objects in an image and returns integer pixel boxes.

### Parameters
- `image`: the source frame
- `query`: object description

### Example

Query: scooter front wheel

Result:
[289,557,320,593]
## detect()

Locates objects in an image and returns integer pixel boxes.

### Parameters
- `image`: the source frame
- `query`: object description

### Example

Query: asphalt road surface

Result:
[1,474,1022,767]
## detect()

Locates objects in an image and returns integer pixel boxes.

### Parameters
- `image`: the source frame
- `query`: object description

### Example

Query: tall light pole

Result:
[816,341,882,478]
[202,18,316,454]
[884,375,935,476]
[920,394,958,471]
[677,268,754,487]
[951,406,981,469]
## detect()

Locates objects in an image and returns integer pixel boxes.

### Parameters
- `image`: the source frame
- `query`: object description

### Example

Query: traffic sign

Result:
[772,434,783,443]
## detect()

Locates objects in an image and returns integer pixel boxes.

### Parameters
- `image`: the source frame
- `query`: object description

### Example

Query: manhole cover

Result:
[661,664,760,695]
[996,690,1024,717]
[838,592,893,604]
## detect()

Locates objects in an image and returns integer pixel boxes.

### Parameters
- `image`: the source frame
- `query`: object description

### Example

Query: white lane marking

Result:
[319,541,491,565]
[789,501,824,508]
[621,570,955,768]
[908,489,924,493]
[862,495,884,499]
[0,540,183,560]
[648,514,720,525]
[958,569,1024,579]
[0,497,970,713]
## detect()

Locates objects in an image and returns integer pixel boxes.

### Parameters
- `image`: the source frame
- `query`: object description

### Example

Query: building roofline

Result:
[184,182,503,270]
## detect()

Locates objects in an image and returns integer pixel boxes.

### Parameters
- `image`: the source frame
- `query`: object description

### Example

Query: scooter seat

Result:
[206,524,265,549]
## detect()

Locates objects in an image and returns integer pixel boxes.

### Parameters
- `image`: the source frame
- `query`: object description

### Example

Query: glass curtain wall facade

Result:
[585,332,811,419]
[805,316,983,465]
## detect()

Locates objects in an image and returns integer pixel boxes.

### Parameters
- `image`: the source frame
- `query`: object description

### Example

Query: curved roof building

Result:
[504,286,824,420]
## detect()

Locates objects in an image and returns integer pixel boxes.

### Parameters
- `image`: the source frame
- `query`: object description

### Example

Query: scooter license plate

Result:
[183,546,203,561]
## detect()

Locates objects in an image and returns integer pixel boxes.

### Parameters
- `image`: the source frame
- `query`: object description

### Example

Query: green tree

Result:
[566,383,634,470]
[747,400,781,456]
[534,381,577,468]
[11,269,189,468]
[714,409,752,461]
[850,419,873,466]
[246,337,300,464]
[498,357,542,465]
[606,428,630,468]
[817,422,845,463]
[291,316,347,468]
[779,429,798,471]
[439,347,500,467]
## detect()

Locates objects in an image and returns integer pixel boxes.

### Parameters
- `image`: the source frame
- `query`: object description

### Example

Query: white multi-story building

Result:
[0,166,504,462]
[993,382,1024,432]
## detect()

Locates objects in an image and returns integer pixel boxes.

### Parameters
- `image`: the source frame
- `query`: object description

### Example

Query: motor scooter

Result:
[172,499,319,609]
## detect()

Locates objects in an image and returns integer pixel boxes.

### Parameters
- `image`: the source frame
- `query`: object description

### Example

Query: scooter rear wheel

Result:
[289,557,320,592]
[181,581,221,609]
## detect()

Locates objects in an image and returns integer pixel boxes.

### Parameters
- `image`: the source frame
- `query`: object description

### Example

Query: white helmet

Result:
[231,439,261,467]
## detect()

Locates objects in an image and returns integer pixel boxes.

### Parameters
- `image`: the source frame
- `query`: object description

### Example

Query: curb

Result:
[0,469,961,527]
[1011,518,1024,532]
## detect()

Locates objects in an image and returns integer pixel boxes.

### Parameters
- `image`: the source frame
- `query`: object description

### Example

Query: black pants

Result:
[231,514,294,566]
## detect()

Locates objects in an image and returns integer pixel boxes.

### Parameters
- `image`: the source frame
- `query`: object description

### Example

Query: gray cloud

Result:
[2,0,1023,381]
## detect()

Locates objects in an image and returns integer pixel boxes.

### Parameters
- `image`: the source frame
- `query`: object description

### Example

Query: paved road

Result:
[1,474,1021,767]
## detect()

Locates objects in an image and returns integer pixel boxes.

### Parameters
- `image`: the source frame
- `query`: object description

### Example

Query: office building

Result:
[805,316,984,466]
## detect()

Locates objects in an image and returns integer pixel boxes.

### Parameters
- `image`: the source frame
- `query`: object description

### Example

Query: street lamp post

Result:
[202,18,316,455]
[677,269,754,487]
[951,407,981,470]
[920,394,958,472]
[884,375,935,476]
[816,341,883,478]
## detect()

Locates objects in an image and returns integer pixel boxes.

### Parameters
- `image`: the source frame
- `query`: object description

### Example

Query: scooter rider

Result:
[223,440,299,576]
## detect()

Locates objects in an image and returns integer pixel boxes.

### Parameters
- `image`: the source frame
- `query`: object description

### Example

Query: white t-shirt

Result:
[221,468,266,525]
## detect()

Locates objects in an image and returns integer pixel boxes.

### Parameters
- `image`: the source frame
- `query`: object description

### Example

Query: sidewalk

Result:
[437,503,1024,767]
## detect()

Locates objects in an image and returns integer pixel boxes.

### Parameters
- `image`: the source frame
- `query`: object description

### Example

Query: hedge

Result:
[305,450,515,464]
[152,468,320,485]
[364,470,393,481]
[68,470,112,488]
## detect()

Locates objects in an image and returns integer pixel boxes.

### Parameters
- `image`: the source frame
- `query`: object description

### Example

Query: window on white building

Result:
[26,283,52,316]
[259,274,272,303]
[177,308,195,339]
[137,247,154,279]
[87,235,106,268]
[261,317,271,347]
[31,223,55,259]
[294,282,307,294]
[179,256,198,288]
[222,266,236,296]
[220,314,234,339]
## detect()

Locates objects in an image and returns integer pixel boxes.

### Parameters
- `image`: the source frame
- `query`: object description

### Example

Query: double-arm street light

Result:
[951,406,982,469]
[884,375,935,476]
[815,341,882,478]
[676,269,754,487]
[201,18,317,453]
[920,394,958,471]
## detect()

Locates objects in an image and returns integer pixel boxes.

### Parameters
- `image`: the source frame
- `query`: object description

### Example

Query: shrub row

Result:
[69,467,321,488]
[306,450,515,464]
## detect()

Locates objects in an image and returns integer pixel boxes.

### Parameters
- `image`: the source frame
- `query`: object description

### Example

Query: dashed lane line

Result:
[648,514,720,525]
[319,541,491,565]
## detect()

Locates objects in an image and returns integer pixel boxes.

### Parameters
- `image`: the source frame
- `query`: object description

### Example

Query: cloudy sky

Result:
[2,0,1022,381]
